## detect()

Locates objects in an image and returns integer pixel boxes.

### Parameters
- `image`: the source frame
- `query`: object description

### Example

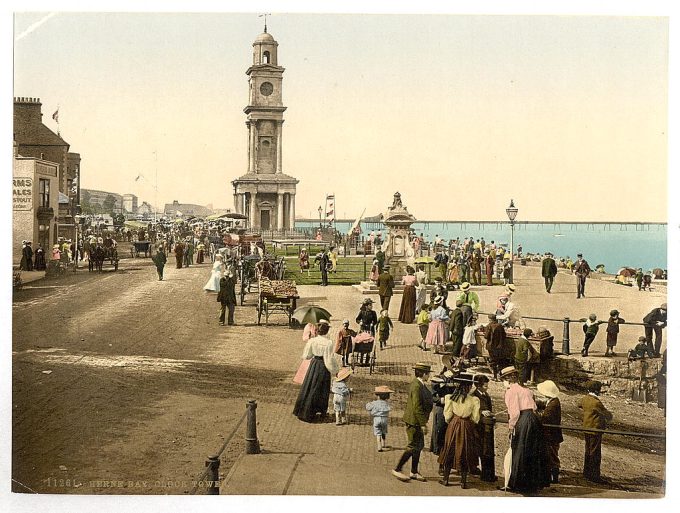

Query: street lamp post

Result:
[506,199,518,284]
[318,206,323,229]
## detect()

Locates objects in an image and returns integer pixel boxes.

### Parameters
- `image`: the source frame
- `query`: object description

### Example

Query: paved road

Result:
[11,259,665,497]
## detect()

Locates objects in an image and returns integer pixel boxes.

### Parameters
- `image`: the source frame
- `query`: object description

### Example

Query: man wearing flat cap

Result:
[578,380,613,482]
[393,362,433,482]
[643,303,667,357]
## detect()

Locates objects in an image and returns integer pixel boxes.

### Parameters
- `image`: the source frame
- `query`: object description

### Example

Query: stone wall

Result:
[541,355,663,401]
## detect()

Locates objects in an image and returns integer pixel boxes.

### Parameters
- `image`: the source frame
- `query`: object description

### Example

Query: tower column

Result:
[277,192,284,230]
[246,122,252,174]
[240,193,246,214]
[250,192,258,229]
[249,122,257,173]
[288,194,295,230]
[276,122,283,174]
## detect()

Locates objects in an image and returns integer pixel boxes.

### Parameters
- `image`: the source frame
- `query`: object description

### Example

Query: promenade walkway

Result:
[219,264,666,497]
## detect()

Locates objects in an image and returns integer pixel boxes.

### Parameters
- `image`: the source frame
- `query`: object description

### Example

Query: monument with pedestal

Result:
[382,192,416,281]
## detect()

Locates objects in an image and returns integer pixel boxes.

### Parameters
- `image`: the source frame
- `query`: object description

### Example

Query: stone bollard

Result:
[245,400,261,454]
[206,454,220,495]
[562,317,570,355]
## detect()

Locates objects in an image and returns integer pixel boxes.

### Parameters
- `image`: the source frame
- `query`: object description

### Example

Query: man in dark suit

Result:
[573,253,591,298]
[377,265,394,311]
[578,380,613,482]
[643,303,667,357]
[217,271,237,325]
[541,252,558,293]
[393,362,434,482]
[315,250,330,286]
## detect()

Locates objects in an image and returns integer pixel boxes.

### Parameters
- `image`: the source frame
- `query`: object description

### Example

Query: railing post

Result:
[245,400,261,454]
[206,454,220,495]
[562,317,570,355]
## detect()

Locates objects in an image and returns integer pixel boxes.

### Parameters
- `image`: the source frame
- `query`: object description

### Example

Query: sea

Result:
[294,220,667,274]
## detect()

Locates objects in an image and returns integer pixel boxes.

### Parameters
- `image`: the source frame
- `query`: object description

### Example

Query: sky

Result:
[10,9,670,222]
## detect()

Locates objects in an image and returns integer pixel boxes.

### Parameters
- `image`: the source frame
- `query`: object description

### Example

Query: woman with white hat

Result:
[203,254,224,292]
[424,296,449,353]
[536,380,563,484]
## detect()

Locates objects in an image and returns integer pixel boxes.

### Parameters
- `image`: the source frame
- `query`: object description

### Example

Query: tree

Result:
[102,194,117,214]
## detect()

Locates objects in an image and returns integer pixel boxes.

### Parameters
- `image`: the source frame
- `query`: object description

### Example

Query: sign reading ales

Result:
[13,177,33,211]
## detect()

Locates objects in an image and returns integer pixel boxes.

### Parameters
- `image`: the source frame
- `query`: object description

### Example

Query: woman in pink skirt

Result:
[425,296,450,353]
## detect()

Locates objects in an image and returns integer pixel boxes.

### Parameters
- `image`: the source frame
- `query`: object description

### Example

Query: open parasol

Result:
[292,305,332,325]
[617,267,637,278]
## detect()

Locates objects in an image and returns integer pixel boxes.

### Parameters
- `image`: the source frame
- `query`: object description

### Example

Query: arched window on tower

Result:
[263,51,270,64]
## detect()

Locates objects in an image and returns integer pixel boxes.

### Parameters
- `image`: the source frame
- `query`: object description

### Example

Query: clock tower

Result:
[232,27,298,232]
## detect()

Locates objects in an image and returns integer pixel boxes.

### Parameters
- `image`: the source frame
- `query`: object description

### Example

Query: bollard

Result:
[363,259,367,281]
[562,317,570,355]
[206,454,220,495]
[245,400,261,454]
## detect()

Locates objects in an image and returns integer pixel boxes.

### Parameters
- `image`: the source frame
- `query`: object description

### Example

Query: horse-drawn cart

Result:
[131,240,152,258]
[256,277,299,326]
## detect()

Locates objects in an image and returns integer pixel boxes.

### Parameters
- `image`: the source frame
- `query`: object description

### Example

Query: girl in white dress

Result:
[204,254,225,292]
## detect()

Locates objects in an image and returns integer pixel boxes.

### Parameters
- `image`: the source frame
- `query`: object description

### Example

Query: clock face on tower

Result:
[260,82,274,96]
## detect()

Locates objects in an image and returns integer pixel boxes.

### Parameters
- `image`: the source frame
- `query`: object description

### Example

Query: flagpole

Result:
[154,150,158,224]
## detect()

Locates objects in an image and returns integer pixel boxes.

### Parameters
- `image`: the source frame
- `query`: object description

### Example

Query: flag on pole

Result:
[52,108,59,123]
[325,194,335,224]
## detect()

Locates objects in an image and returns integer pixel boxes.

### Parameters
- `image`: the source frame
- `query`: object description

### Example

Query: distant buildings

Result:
[164,200,213,218]
[80,188,124,213]
[122,194,138,213]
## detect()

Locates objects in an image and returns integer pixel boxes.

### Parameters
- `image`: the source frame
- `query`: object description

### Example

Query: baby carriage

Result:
[351,331,376,374]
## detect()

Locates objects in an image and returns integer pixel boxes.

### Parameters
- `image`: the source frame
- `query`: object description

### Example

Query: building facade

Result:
[163,200,212,218]
[13,97,81,242]
[80,189,124,213]
[12,142,60,264]
[231,29,298,231]
[122,193,139,213]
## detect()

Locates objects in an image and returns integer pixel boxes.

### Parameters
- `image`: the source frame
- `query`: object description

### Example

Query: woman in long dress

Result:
[424,296,449,352]
[204,254,225,292]
[414,264,428,313]
[438,376,481,488]
[293,322,340,422]
[501,366,550,494]
[398,266,418,323]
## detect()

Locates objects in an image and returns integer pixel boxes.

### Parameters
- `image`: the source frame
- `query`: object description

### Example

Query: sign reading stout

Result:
[13,177,33,211]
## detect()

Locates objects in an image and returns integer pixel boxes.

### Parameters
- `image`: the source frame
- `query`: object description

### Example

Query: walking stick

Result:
[346,389,352,425]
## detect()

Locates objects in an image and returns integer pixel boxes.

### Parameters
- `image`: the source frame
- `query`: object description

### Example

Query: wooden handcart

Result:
[256,277,299,326]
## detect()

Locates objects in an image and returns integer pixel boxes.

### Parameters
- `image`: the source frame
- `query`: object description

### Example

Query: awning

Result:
[58,192,70,204]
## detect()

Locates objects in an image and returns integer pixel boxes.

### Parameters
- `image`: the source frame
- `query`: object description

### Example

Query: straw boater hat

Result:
[319,319,330,325]
[375,385,394,395]
[506,284,516,293]
[537,380,560,399]
[342,319,350,326]
[363,297,374,305]
[500,366,518,378]
[433,296,444,305]
[413,362,432,373]
[453,372,475,384]
[53,244,60,249]
[336,368,352,381]
[461,282,471,291]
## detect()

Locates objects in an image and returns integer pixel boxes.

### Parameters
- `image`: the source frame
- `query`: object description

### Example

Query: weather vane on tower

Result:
[259,13,271,33]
